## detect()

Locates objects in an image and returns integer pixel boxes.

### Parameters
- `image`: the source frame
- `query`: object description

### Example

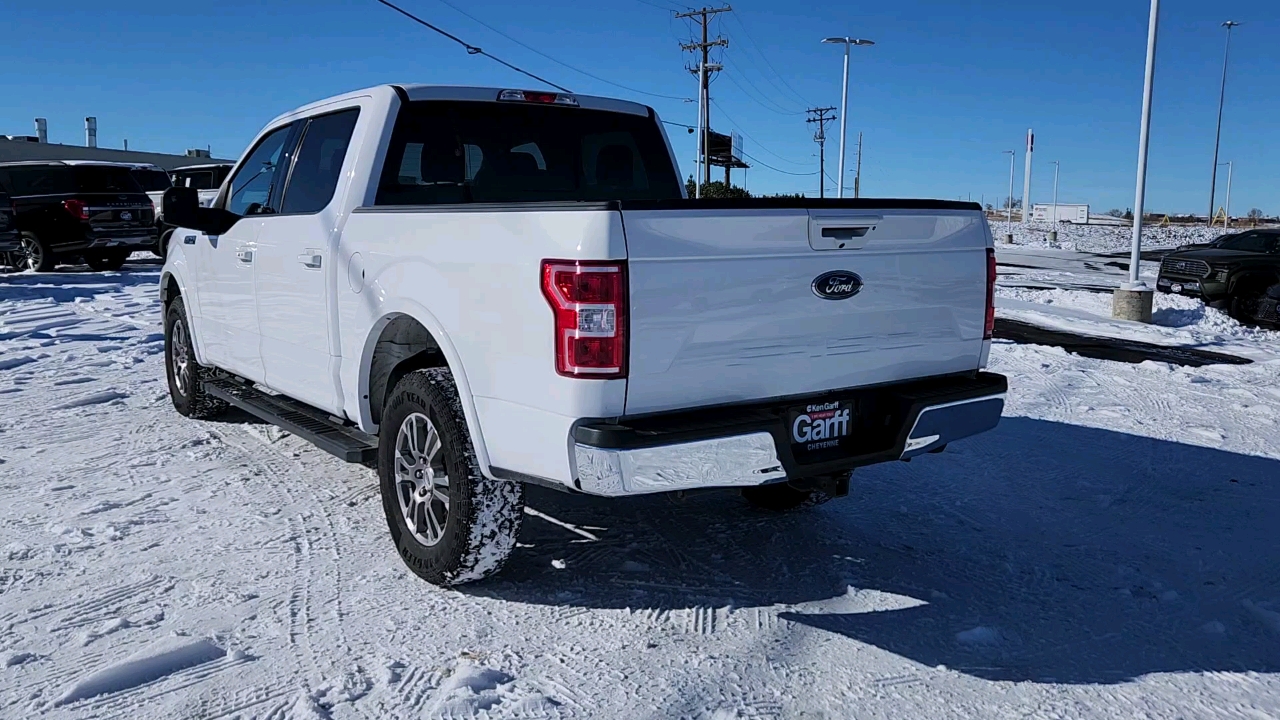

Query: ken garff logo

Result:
[811,270,863,300]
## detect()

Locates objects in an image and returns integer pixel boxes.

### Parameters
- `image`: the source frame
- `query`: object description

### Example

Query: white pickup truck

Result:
[160,84,1006,586]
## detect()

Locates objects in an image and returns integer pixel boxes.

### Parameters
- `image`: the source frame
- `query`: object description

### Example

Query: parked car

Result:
[159,84,1006,586]
[1157,228,1280,326]
[0,190,19,266]
[61,161,172,258]
[0,161,158,271]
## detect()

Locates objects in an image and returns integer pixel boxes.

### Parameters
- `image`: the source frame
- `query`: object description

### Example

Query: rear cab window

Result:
[374,100,681,206]
[0,165,143,196]
[131,168,172,192]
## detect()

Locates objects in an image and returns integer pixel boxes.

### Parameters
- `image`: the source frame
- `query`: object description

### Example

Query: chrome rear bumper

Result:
[570,373,1007,497]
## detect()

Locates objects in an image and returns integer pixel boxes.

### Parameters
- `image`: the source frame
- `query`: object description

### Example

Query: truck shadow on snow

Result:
[479,417,1280,684]
[0,264,161,304]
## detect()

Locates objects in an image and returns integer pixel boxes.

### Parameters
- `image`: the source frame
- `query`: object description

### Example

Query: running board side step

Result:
[203,377,378,464]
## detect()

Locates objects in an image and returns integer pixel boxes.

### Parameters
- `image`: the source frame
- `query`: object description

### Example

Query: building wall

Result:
[0,139,234,170]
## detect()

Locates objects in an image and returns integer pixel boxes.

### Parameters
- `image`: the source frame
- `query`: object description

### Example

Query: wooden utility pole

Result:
[677,6,731,188]
[806,106,837,199]
[854,131,863,198]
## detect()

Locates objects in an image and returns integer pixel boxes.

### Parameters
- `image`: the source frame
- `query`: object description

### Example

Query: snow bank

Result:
[54,638,225,706]
[991,219,1228,253]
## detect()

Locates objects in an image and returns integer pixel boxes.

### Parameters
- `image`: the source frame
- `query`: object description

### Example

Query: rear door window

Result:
[279,108,360,214]
[374,100,681,205]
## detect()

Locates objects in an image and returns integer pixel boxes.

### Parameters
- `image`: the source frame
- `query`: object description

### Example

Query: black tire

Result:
[17,232,56,272]
[164,296,228,419]
[378,368,524,586]
[1228,287,1264,325]
[84,249,129,272]
[742,481,835,512]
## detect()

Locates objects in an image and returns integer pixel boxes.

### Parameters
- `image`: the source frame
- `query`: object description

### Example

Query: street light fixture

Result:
[822,37,875,199]
[1208,21,1241,225]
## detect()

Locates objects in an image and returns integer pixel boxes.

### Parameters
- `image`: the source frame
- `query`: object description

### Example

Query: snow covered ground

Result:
[990,219,1232,253]
[2,257,1279,719]
[995,245,1280,362]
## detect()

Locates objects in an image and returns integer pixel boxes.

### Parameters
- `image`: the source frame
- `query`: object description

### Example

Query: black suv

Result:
[1157,228,1280,326]
[0,161,159,272]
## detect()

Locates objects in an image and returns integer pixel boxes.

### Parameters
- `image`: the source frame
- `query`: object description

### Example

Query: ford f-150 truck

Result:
[160,84,1007,586]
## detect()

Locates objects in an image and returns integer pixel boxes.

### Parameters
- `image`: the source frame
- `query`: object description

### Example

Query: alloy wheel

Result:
[18,237,40,271]
[170,316,191,397]
[394,412,451,546]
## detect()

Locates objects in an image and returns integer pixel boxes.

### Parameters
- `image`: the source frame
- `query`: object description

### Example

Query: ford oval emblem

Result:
[812,271,863,300]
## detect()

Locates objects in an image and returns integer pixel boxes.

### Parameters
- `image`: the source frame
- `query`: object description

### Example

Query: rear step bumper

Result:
[203,378,377,464]
[571,372,1007,497]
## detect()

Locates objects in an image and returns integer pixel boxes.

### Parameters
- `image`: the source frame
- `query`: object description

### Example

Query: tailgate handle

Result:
[809,215,881,250]
[821,227,872,241]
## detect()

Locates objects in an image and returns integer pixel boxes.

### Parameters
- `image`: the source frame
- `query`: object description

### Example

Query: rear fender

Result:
[355,300,494,479]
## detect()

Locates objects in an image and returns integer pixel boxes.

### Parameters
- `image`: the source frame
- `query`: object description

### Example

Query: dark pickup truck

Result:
[0,161,158,272]
[1157,228,1280,326]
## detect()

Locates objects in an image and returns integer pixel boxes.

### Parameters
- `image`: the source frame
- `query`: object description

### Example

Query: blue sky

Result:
[2,0,1275,214]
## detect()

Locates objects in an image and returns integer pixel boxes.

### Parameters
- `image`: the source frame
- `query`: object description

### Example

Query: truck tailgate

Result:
[621,205,990,415]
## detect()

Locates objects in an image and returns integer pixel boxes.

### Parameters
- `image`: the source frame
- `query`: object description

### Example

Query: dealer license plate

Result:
[788,400,853,463]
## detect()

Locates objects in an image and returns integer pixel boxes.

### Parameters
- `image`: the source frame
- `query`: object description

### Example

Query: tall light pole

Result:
[1218,160,1233,227]
[822,37,874,198]
[1208,21,1241,225]
[1114,0,1159,323]
[1002,150,1016,240]
[1022,129,1034,225]
[1050,160,1060,224]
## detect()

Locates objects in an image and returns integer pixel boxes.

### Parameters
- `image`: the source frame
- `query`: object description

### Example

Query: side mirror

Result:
[163,186,241,236]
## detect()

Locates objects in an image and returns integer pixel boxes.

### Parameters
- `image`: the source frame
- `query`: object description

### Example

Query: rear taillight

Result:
[541,260,627,378]
[62,199,90,220]
[984,247,997,340]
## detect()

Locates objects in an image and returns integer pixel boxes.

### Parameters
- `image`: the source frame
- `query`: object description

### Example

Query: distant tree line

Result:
[684,177,804,199]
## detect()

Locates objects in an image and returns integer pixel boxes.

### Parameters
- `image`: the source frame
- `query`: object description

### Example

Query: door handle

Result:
[297,251,322,268]
[236,248,254,263]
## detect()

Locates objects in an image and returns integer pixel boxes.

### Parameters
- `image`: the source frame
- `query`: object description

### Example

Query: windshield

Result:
[375,100,682,205]
[131,168,172,192]
[1213,232,1279,253]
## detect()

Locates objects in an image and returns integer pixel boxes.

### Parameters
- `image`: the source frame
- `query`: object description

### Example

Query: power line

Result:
[427,0,693,101]
[725,12,812,109]
[709,99,809,167]
[633,0,690,11]
[375,0,570,91]
[720,65,805,116]
[740,150,817,176]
